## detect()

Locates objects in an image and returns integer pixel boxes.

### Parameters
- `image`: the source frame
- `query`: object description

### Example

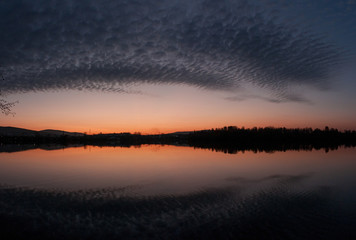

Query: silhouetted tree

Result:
[0,73,17,115]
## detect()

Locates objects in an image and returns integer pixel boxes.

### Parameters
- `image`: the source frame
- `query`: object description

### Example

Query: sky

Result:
[0,0,356,134]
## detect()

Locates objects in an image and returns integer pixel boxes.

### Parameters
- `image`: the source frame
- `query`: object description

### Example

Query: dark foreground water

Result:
[0,145,356,239]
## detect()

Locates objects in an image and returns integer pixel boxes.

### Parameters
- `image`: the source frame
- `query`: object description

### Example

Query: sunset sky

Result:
[1,0,356,134]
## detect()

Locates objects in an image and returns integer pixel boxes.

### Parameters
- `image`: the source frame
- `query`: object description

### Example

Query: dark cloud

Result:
[225,92,312,104]
[0,0,348,99]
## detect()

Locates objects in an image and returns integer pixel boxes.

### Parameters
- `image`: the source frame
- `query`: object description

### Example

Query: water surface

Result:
[1,145,356,239]
[0,145,355,193]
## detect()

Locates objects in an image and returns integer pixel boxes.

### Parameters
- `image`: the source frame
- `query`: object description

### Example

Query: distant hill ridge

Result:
[0,127,84,137]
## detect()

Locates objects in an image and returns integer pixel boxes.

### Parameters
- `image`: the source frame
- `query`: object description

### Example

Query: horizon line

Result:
[1,125,355,136]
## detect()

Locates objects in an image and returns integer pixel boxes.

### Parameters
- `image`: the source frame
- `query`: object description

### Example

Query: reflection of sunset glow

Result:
[0,145,355,192]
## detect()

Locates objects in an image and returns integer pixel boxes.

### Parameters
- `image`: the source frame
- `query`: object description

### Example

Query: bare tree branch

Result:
[0,73,17,116]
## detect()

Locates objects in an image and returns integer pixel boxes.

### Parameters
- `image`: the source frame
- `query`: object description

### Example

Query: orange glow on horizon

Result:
[3,122,355,135]
[1,84,355,133]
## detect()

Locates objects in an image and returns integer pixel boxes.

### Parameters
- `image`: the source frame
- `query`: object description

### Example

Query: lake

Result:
[1,145,356,239]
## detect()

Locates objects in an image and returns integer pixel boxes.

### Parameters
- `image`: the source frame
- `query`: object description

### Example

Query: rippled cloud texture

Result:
[0,0,353,100]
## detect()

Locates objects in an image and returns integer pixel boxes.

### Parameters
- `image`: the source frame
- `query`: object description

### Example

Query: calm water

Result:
[1,145,356,239]
[1,145,355,193]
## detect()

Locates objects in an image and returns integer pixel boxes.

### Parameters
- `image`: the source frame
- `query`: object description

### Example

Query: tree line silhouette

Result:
[1,126,355,153]
[187,126,356,153]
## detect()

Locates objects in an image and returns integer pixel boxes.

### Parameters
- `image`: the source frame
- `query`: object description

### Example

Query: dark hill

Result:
[0,126,84,137]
